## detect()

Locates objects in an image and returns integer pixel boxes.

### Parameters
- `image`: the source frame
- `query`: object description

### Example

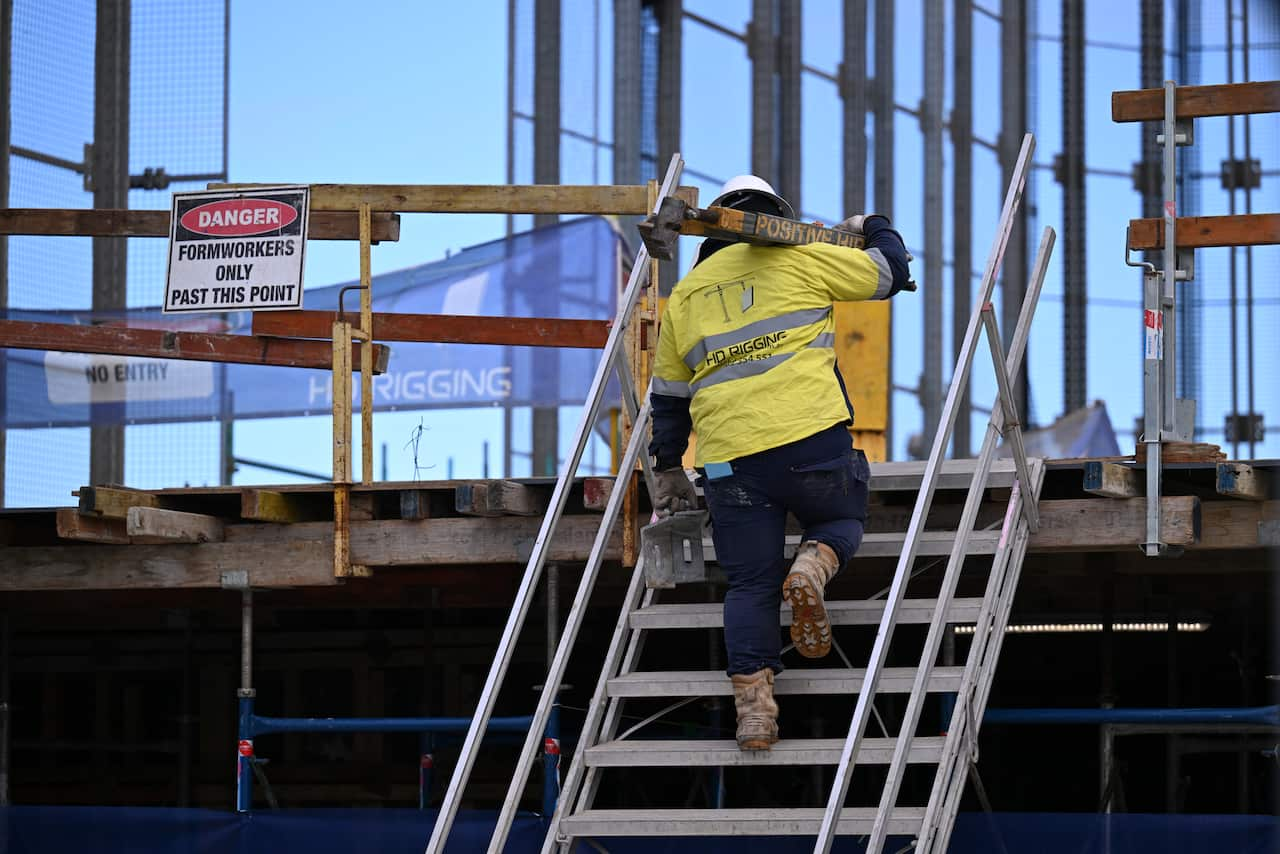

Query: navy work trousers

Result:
[701,423,871,677]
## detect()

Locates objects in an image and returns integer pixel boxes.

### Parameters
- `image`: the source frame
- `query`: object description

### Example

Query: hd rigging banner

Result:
[164,185,310,313]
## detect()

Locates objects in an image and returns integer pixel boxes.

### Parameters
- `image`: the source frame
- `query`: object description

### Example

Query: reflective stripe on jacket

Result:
[653,240,892,466]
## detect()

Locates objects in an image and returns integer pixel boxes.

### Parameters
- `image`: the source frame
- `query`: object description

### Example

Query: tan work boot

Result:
[782,540,840,659]
[731,668,779,751]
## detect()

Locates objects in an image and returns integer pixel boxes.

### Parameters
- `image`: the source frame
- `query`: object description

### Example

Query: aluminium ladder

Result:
[542,135,1052,854]
[429,136,1053,854]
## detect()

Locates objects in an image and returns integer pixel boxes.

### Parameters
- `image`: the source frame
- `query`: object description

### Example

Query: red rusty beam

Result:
[252,310,611,349]
[0,320,390,373]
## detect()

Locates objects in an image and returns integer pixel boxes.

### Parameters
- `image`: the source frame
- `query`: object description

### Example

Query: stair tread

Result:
[699,530,1003,561]
[630,597,985,630]
[585,736,946,767]
[607,666,963,696]
[560,807,927,836]
[870,458,1019,492]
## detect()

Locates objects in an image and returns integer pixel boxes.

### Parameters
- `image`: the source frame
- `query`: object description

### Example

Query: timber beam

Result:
[0,208,400,242]
[208,183,701,214]
[1216,463,1272,502]
[1127,213,1280,250]
[252,311,610,349]
[1083,461,1142,498]
[4,497,1276,591]
[0,320,390,373]
[1112,81,1280,123]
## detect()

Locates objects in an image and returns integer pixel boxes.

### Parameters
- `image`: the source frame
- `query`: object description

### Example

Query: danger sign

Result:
[164,185,310,314]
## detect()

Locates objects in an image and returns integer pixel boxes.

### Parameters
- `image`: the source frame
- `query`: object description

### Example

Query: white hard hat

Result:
[711,174,795,220]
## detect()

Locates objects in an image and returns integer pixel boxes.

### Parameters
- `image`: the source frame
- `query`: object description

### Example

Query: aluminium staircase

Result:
[426,134,1054,854]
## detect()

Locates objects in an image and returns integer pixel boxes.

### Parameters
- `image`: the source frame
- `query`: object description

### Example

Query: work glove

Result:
[652,467,698,517]
[833,213,893,235]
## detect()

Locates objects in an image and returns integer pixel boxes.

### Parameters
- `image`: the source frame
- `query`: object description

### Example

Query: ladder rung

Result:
[559,807,926,837]
[869,457,1019,492]
[584,736,945,768]
[606,667,963,698]
[630,597,985,630]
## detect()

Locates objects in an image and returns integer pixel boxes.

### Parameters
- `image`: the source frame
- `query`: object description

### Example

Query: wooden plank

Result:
[1126,213,1280,250]
[1112,81,1280,123]
[1135,441,1226,464]
[583,477,614,512]
[223,514,621,566]
[0,208,400,241]
[1216,463,1272,502]
[1029,497,1200,551]
[240,489,328,523]
[0,320,390,373]
[0,541,337,590]
[126,507,225,544]
[1083,461,1142,498]
[208,183,700,214]
[482,480,549,516]
[252,310,611,349]
[78,486,162,519]
[55,508,129,544]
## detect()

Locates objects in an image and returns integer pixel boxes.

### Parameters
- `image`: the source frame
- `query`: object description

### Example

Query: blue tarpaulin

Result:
[4,217,622,429]
[2,807,1277,853]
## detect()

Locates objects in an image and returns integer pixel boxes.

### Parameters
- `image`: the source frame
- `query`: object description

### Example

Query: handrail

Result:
[813,133,1037,854]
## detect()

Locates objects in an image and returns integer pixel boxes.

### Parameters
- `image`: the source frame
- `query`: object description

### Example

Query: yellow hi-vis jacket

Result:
[653,241,894,466]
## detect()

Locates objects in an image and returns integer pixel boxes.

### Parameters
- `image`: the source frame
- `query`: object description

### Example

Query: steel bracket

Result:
[1155,117,1194,147]
[221,570,250,590]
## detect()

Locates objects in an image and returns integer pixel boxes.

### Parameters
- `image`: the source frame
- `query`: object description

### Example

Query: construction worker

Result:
[648,175,911,751]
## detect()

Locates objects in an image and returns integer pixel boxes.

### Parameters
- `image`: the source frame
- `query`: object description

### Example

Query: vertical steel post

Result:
[872,0,894,220]
[841,0,868,217]
[873,0,895,453]
[1226,0,1240,459]
[90,0,130,488]
[532,0,561,473]
[0,0,10,505]
[543,561,560,820]
[0,613,9,806]
[922,0,944,441]
[999,0,1029,422]
[750,0,777,183]
[178,614,193,807]
[235,588,255,813]
[1240,0,1256,459]
[777,1,802,208]
[656,0,681,291]
[541,703,561,821]
[614,0,642,188]
[359,205,373,485]
[1142,267,1164,554]
[1062,0,1087,413]
[951,0,973,458]
[418,733,434,810]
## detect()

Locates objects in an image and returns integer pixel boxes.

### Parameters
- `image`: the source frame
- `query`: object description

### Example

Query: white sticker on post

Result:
[1143,309,1163,360]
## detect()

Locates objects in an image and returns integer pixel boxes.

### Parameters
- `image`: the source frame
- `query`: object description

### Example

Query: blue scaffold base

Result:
[1,806,1277,853]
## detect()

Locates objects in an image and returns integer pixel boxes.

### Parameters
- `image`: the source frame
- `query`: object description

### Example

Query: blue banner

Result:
[5,216,622,429]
